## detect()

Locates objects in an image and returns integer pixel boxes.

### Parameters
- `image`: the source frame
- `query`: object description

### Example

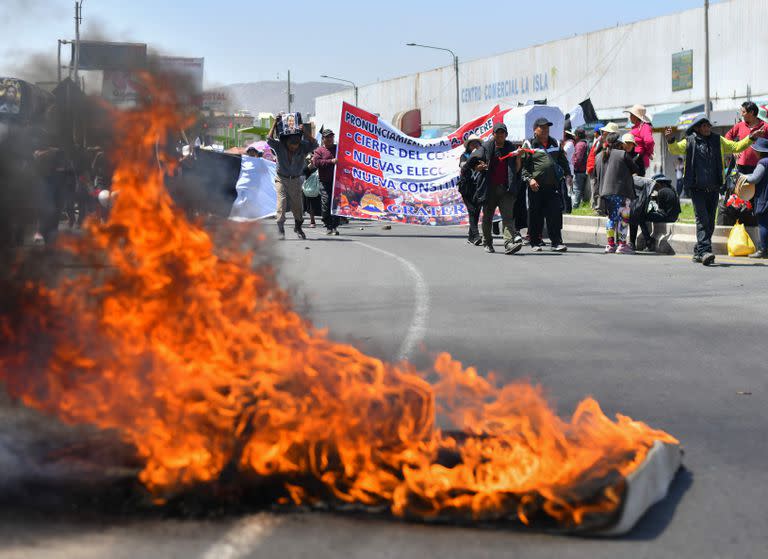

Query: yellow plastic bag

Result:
[727,221,756,257]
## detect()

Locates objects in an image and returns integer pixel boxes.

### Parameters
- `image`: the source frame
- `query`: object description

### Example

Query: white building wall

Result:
[315,0,768,130]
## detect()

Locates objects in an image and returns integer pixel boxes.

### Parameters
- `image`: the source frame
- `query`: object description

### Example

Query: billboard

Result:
[156,57,204,93]
[156,56,204,107]
[672,50,693,92]
[72,41,147,71]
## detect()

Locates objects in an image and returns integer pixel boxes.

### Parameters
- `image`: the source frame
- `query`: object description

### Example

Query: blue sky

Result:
[2,0,716,88]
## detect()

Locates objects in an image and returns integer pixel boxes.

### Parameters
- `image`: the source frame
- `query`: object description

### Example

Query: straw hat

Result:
[624,104,651,123]
[600,122,620,134]
[735,174,756,201]
[464,134,482,148]
[621,133,636,144]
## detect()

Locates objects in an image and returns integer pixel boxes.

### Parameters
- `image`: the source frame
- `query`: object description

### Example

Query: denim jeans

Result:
[690,189,719,256]
[758,213,768,251]
[571,173,587,208]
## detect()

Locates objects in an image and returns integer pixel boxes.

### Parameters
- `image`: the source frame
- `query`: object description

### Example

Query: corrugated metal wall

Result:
[315,0,767,131]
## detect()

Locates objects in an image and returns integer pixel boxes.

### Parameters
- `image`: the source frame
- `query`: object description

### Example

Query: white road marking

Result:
[353,240,430,361]
[201,514,282,559]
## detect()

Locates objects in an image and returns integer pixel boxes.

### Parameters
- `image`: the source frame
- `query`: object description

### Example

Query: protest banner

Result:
[229,156,278,221]
[332,103,508,226]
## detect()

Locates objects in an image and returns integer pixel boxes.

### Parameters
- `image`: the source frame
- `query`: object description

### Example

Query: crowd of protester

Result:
[9,101,768,266]
[12,144,112,246]
[450,102,768,264]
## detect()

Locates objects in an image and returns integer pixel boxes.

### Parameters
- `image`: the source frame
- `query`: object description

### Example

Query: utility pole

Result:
[453,54,460,129]
[57,40,62,83]
[73,2,83,83]
[287,70,292,112]
[704,0,711,119]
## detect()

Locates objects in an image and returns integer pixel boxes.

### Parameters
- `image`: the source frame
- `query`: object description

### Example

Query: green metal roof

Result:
[651,102,704,128]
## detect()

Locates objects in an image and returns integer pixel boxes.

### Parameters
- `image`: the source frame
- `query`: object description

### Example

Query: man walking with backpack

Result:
[521,117,572,252]
[666,116,762,265]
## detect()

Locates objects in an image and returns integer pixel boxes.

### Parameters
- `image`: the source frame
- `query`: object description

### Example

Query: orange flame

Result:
[0,78,677,529]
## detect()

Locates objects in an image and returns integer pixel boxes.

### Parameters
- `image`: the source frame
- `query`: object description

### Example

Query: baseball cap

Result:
[493,122,508,134]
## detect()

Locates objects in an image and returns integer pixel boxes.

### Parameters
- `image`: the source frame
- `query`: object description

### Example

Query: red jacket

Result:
[587,140,600,176]
[725,120,765,168]
[629,121,655,170]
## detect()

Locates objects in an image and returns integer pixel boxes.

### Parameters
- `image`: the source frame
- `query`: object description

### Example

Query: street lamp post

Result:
[73,1,85,83]
[407,43,460,129]
[320,74,358,106]
[704,0,711,119]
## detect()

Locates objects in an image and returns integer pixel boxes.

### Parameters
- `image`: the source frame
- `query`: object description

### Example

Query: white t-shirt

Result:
[563,139,575,176]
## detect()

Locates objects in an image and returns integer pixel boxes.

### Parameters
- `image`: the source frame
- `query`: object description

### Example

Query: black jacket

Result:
[630,176,681,224]
[684,133,723,192]
[457,150,482,209]
[467,138,521,201]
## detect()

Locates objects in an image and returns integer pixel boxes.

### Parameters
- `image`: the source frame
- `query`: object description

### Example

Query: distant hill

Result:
[220,81,347,118]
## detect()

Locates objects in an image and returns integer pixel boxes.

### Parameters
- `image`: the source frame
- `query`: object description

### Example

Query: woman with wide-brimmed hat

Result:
[623,104,654,175]
[741,136,768,258]
[622,133,653,250]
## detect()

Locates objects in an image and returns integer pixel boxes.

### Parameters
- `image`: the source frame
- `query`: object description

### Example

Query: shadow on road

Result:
[620,466,694,541]
[299,238,355,243]
[345,233,467,239]
[711,262,766,268]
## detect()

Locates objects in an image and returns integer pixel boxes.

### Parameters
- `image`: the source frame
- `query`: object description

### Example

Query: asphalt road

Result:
[2,220,767,559]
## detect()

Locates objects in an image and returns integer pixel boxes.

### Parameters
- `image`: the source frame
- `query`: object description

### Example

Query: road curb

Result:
[562,215,760,255]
